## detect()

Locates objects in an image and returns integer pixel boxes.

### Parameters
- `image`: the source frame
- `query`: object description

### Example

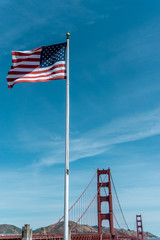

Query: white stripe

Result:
[12,49,42,54]
[9,61,66,72]
[7,67,66,78]
[12,61,40,67]
[8,73,66,85]
[12,54,41,60]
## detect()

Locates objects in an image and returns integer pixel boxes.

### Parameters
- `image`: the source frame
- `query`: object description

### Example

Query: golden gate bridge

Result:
[0,169,144,240]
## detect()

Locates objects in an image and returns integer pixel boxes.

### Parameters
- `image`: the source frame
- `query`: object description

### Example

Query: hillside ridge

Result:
[0,223,157,238]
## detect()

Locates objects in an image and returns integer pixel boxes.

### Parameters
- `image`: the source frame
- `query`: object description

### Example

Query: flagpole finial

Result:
[66,33,70,39]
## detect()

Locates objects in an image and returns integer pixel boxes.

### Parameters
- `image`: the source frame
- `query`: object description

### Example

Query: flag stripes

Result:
[7,43,66,88]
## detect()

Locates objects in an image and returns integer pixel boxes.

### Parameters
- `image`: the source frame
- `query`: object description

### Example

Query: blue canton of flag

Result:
[7,42,67,89]
[40,43,66,67]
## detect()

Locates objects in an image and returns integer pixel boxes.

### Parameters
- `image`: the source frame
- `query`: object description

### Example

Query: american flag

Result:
[7,42,67,89]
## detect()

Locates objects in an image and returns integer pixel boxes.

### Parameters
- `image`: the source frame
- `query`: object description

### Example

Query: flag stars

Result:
[40,42,66,68]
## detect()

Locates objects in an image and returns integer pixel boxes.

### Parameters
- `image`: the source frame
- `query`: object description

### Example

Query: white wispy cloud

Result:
[31,107,160,167]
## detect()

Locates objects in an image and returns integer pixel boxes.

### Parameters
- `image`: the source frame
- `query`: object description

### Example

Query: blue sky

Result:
[0,0,160,236]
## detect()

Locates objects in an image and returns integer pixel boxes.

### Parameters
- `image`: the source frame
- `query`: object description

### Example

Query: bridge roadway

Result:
[0,234,137,240]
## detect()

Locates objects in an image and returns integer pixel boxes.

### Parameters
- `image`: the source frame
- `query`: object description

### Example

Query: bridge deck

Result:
[0,234,137,240]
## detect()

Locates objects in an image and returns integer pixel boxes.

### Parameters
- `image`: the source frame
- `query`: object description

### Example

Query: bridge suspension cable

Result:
[113,212,121,229]
[71,172,108,231]
[47,170,97,233]
[111,174,130,230]
[47,169,130,234]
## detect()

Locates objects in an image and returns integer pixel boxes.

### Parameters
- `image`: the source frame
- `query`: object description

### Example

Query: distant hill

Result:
[0,223,157,238]
[0,224,21,234]
[33,221,157,237]
[33,221,97,234]
[101,227,156,238]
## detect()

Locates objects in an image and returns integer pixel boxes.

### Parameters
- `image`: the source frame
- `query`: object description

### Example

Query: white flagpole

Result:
[64,33,70,240]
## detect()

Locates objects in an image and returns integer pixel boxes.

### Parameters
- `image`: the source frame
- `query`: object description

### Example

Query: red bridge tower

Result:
[97,168,114,238]
[136,215,144,240]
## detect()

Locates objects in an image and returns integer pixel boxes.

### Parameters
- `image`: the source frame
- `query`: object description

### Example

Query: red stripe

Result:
[8,76,66,88]
[12,58,40,63]
[7,70,66,81]
[8,64,66,75]
[11,65,40,69]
